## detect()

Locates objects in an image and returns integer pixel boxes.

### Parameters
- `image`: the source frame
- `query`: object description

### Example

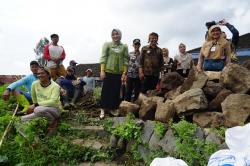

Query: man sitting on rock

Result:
[2,61,39,114]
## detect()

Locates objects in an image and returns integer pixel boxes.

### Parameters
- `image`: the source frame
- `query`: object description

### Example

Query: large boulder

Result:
[222,94,250,127]
[220,63,250,94]
[139,99,157,120]
[119,101,140,116]
[160,72,184,93]
[180,69,208,93]
[204,71,221,81]
[193,112,224,128]
[173,88,208,115]
[203,81,224,100]
[164,86,181,100]
[208,89,233,111]
[158,129,176,155]
[155,100,175,123]
[141,120,155,144]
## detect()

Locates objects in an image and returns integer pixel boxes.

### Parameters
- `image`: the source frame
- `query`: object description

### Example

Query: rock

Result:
[139,99,157,120]
[203,81,224,100]
[160,72,184,93]
[138,144,151,162]
[134,93,148,106]
[112,117,126,128]
[117,138,126,150]
[195,127,205,140]
[220,63,250,94]
[159,129,176,155]
[206,132,222,145]
[180,68,208,93]
[222,94,250,127]
[148,132,161,151]
[141,120,154,144]
[208,89,233,111]
[164,86,181,100]
[242,59,250,70]
[155,100,175,123]
[148,96,165,103]
[219,142,228,150]
[72,139,104,150]
[205,71,221,81]
[193,112,224,128]
[119,101,140,116]
[173,88,208,115]
[110,134,119,148]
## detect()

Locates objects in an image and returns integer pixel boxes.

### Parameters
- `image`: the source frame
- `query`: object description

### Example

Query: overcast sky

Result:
[0,0,249,75]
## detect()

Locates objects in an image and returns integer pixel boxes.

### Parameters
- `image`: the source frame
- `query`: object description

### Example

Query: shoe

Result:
[99,109,105,119]
[69,102,76,108]
[110,109,120,117]
[63,102,70,109]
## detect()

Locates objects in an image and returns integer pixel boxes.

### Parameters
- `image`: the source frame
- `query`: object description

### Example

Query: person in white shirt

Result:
[43,34,66,81]
[81,69,95,93]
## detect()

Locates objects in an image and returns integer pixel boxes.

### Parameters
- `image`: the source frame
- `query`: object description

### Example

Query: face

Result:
[179,44,186,54]
[149,35,158,46]
[30,64,39,75]
[37,68,49,82]
[86,71,92,76]
[111,31,121,43]
[133,43,141,50]
[211,28,221,39]
[162,48,169,57]
[66,69,74,76]
[51,36,59,44]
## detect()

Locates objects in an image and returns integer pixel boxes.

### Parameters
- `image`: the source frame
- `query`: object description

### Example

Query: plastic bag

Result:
[150,157,188,166]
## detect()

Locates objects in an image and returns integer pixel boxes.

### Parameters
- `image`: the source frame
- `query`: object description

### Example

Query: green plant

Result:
[93,87,102,103]
[154,121,167,139]
[172,120,219,166]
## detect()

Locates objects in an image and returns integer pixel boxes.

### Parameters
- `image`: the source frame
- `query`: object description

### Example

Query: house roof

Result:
[188,33,250,53]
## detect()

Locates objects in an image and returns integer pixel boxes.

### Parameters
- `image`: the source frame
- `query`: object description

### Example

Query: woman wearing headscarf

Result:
[174,43,193,78]
[99,29,129,119]
[197,25,231,71]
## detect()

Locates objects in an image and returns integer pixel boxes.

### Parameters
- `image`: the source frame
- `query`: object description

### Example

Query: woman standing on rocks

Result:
[99,29,129,119]
[174,43,193,78]
[197,25,231,71]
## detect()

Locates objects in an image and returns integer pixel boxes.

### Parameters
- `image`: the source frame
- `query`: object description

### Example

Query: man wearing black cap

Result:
[125,39,141,102]
[44,34,66,81]
[69,60,78,74]
[2,61,40,114]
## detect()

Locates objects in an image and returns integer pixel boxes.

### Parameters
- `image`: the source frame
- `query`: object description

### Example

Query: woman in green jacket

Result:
[99,29,129,119]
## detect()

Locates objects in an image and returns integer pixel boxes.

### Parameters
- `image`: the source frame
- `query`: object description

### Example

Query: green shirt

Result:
[100,42,129,74]
[31,80,61,109]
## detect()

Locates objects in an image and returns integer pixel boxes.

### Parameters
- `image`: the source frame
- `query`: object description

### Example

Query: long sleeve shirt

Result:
[100,42,129,74]
[7,74,38,94]
[31,80,61,108]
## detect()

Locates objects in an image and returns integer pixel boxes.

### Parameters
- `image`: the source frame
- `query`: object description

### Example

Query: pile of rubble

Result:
[119,63,250,128]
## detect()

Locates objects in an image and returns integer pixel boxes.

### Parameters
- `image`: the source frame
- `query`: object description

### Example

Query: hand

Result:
[27,104,35,114]
[60,88,67,96]
[218,19,227,26]
[100,71,105,80]
[2,90,10,101]
[121,73,127,84]
[139,71,144,80]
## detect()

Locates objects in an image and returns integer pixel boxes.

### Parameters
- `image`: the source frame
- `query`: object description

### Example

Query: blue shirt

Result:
[7,74,38,94]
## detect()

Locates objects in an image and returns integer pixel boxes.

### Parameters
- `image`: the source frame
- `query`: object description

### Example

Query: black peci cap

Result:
[30,60,39,66]
[50,34,59,38]
[133,39,141,44]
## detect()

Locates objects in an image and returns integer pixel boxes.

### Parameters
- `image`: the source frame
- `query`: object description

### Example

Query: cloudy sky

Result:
[0,0,249,75]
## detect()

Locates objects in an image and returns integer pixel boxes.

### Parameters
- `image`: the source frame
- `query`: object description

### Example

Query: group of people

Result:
[98,19,239,119]
[2,19,239,133]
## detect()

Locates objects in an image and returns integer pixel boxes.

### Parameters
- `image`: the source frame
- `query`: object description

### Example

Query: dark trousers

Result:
[141,75,159,94]
[100,73,122,109]
[125,77,141,102]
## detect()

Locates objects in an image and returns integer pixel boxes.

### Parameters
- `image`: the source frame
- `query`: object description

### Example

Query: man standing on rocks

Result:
[139,32,164,94]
